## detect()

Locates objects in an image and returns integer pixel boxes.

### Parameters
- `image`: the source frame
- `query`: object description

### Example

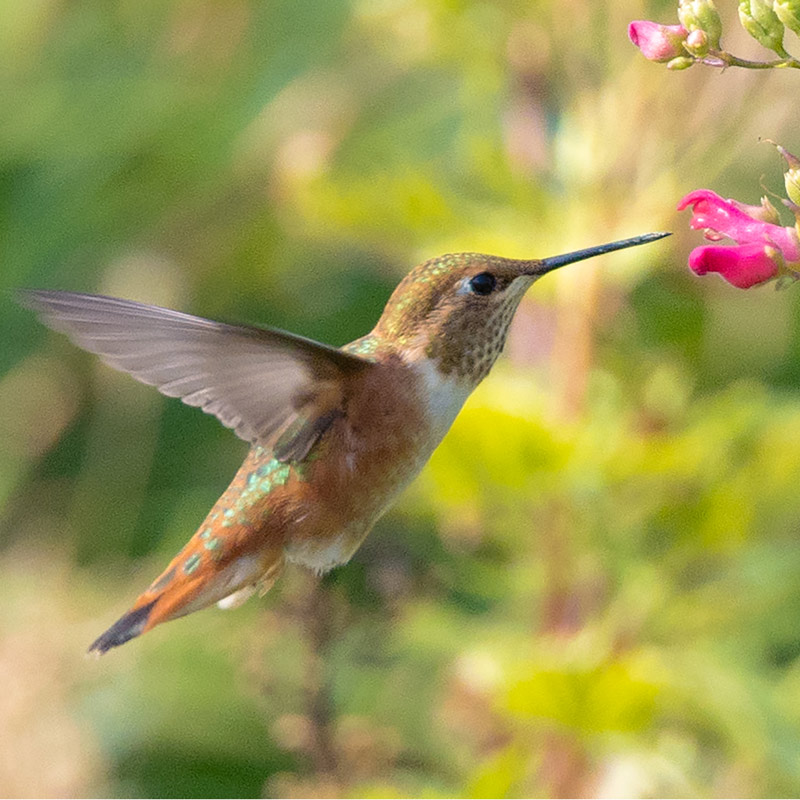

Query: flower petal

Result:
[628,21,688,61]
[678,189,800,260]
[688,243,779,288]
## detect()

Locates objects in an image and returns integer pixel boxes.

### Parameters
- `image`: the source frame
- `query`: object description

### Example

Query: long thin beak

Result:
[528,231,671,276]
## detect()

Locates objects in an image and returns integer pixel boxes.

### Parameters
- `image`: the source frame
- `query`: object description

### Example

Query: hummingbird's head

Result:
[373,253,541,382]
[372,232,669,383]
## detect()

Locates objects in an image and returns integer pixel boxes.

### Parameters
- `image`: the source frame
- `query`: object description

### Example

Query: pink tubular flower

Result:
[628,21,689,62]
[678,190,800,288]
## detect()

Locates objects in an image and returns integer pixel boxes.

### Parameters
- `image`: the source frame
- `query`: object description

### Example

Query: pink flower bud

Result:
[628,21,689,62]
[678,189,800,288]
[685,28,709,55]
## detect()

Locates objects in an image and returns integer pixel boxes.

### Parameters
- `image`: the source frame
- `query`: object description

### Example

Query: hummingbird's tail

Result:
[87,533,285,655]
[88,598,160,654]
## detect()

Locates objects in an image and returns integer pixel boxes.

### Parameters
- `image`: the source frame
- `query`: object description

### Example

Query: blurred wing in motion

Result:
[17,290,372,460]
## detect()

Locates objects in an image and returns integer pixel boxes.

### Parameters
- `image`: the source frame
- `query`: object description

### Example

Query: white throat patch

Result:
[411,358,474,442]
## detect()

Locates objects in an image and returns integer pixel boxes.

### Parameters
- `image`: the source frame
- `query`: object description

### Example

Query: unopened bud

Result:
[667,55,696,69]
[771,144,800,206]
[785,166,800,207]
[685,28,710,55]
[786,176,800,206]
[739,0,786,52]
[628,21,689,62]
[774,0,800,35]
[678,0,723,47]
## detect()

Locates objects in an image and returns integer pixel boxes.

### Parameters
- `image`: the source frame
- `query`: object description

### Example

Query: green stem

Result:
[703,47,800,69]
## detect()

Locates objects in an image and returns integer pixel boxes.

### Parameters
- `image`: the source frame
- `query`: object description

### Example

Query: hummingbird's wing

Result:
[18,290,373,461]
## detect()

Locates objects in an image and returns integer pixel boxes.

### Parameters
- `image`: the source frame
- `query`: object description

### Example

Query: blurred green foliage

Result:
[3,0,800,796]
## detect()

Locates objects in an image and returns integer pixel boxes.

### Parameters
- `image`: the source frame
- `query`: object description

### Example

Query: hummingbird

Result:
[17,231,668,654]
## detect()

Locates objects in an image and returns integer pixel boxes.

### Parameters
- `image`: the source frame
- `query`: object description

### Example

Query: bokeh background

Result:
[2,0,800,796]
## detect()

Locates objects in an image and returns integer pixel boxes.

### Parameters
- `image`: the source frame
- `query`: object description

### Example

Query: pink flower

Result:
[678,190,800,288]
[628,21,688,62]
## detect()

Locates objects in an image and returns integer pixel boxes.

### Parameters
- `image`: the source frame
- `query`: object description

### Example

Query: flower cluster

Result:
[629,0,800,71]
[678,146,800,289]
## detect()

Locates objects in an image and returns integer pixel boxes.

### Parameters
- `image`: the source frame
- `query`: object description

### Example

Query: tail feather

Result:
[86,544,286,654]
[87,598,159,655]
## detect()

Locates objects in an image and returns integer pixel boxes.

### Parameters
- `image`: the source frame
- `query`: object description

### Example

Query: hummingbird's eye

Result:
[468,272,497,296]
